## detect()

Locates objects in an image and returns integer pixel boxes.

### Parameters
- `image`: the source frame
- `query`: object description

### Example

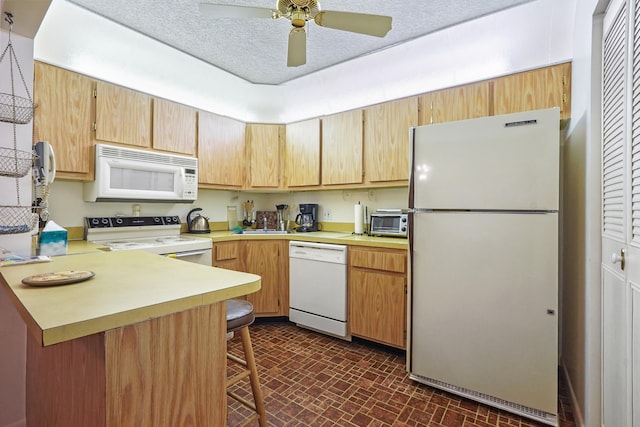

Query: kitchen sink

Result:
[241,229,291,235]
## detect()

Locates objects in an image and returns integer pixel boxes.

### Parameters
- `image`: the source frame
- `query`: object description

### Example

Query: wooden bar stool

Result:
[226,299,268,427]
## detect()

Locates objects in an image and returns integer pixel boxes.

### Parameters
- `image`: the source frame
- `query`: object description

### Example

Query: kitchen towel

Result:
[354,203,364,235]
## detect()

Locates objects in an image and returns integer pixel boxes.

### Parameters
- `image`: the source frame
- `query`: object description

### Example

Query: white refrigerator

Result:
[408,108,559,426]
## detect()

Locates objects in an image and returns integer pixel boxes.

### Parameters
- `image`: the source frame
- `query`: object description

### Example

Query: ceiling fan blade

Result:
[314,11,392,37]
[199,3,275,19]
[287,27,306,67]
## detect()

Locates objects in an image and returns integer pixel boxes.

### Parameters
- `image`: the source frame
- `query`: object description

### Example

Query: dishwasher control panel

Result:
[289,241,347,264]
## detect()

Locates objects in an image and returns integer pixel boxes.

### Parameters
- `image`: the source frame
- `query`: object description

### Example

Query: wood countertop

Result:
[0,250,261,346]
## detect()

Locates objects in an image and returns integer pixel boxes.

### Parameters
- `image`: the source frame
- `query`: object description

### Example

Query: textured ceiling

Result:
[65,0,536,85]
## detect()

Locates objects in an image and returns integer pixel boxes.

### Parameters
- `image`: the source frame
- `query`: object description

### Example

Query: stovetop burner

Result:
[85,216,211,255]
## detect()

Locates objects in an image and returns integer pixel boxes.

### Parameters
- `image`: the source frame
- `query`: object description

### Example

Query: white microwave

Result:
[84,144,198,203]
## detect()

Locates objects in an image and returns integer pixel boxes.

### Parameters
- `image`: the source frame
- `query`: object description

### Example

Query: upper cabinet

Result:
[493,62,571,121]
[198,111,246,188]
[284,118,321,188]
[363,97,418,183]
[33,61,95,180]
[94,81,152,148]
[322,109,363,185]
[246,124,283,189]
[152,98,197,156]
[419,81,491,125]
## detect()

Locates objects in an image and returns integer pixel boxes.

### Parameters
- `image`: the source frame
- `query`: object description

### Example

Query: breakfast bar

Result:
[0,250,261,427]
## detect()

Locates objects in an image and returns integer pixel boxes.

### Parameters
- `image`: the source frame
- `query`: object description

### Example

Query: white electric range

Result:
[85,216,212,265]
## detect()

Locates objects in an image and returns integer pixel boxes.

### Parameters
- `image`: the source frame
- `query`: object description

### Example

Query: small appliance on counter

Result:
[186,208,211,234]
[295,203,318,232]
[369,209,409,237]
[276,204,289,231]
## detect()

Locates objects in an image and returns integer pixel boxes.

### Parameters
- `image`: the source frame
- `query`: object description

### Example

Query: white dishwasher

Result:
[289,241,350,340]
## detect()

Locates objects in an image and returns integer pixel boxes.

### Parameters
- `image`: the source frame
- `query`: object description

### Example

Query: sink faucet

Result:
[263,217,268,231]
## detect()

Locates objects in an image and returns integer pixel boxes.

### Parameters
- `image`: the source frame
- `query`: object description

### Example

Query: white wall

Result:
[562,0,603,425]
[45,180,408,230]
[0,27,32,427]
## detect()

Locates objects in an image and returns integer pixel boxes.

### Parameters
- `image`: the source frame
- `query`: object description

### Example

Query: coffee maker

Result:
[295,204,318,232]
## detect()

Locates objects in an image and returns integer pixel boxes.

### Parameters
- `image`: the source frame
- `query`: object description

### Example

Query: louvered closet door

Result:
[601,0,637,425]
[630,1,640,424]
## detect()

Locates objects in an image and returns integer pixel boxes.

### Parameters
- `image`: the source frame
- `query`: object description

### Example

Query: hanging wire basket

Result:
[0,205,40,234]
[0,13,37,125]
[0,146,34,177]
[0,93,35,124]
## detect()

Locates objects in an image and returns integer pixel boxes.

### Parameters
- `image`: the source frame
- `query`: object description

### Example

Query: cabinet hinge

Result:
[562,93,567,104]
[404,283,408,294]
[92,122,96,132]
[93,88,97,98]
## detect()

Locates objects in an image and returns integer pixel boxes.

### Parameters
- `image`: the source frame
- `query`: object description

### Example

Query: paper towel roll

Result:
[354,203,364,235]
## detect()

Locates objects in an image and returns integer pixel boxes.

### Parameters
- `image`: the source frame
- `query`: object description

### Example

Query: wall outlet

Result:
[323,209,333,220]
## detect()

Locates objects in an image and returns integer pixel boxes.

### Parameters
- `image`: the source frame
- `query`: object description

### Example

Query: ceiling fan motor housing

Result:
[278,0,320,26]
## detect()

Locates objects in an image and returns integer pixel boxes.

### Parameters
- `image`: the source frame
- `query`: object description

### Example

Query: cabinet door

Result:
[322,109,363,185]
[493,62,571,120]
[33,62,94,180]
[153,98,197,156]
[364,97,418,183]
[246,124,282,189]
[348,247,407,348]
[95,81,152,148]
[284,118,321,187]
[212,241,241,271]
[243,241,283,315]
[349,269,406,348]
[198,111,245,187]
[419,81,491,125]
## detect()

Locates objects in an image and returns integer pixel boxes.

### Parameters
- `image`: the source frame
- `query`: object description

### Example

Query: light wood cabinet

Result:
[284,118,321,188]
[94,81,152,148]
[33,61,95,180]
[246,124,283,189]
[363,97,418,183]
[493,62,571,121]
[322,109,363,185]
[198,111,245,188]
[243,240,288,316]
[212,241,241,271]
[214,240,288,317]
[419,81,492,125]
[348,246,407,349]
[152,98,197,156]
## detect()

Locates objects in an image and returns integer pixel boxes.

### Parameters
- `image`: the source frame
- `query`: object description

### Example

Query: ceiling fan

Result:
[199,1,392,67]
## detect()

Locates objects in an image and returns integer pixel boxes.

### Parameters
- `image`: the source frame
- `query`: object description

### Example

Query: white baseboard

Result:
[561,362,585,427]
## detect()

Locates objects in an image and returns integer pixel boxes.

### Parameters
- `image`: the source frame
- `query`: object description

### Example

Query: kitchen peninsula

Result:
[0,250,261,427]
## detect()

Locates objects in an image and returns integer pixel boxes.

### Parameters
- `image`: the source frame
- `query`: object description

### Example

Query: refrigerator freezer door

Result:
[411,108,559,211]
[409,211,558,414]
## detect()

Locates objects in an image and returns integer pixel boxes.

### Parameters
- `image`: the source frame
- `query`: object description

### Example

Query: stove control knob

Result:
[101,218,109,225]
[91,218,100,226]
[115,218,124,225]
[153,217,161,223]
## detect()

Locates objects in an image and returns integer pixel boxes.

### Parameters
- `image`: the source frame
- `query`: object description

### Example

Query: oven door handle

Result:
[165,249,209,258]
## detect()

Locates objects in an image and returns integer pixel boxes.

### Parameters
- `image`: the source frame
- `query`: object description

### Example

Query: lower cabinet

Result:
[213,239,408,344]
[213,240,288,317]
[348,246,407,349]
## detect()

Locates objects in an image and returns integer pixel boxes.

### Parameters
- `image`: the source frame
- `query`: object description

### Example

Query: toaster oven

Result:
[369,211,408,237]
